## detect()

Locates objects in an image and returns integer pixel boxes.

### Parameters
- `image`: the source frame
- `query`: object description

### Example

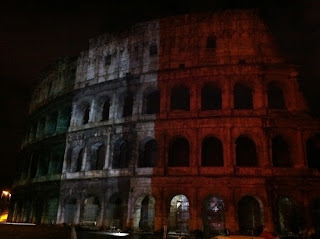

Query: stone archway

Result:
[133,195,155,231]
[168,195,189,234]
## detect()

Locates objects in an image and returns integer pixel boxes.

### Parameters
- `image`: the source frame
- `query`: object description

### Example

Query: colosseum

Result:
[8,9,320,238]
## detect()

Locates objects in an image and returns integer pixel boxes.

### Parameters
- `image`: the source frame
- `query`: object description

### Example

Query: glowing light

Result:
[0,213,8,222]
[1,191,11,198]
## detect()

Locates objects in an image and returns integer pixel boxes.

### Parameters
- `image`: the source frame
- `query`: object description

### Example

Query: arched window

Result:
[238,196,263,236]
[76,149,83,172]
[202,196,225,237]
[267,83,285,109]
[144,90,160,114]
[96,145,106,170]
[234,83,253,109]
[113,140,130,169]
[272,136,291,167]
[168,137,189,167]
[171,86,190,111]
[236,136,257,166]
[202,137,223,166]
[139,139,158,167]
[122,93,133,117]
[102,98,110,121]
[306,134,320,170]
[47,112,58,134]
[38,117,46,137]
[201,84,222,110]
[83,105,90,124]
[65,148,73,173]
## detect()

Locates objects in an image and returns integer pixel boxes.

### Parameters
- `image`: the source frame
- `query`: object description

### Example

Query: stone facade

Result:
[10,9,320,237]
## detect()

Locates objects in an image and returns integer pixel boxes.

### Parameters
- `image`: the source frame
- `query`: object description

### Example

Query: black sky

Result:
[1,0,320,190]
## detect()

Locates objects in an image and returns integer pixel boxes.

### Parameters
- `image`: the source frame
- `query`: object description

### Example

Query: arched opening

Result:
[38,117,46,137]
[272,136,291,167]
[138,139,158,168]
[133,195,155,231]
[96,145,106,170]
[144,89,160,114]
[122,93,133,117]
[113,139,130,169]
[202,137,223,166]
[201,84,222,110]
[168,195,189,234]
[82,105,90,124]
[47,112,58,134]
[306,134,320,170]
[238,196,263,236]
[236,136,257,167]
[102,98,111,121]
[278,197,302,236]
[202,196,225,238]
[234,83,253,109]
[109,195,124,230]
[65,148,73,173]
[64,197,77,224]
[267,83,285,109]
[83,196,99,224]
[30,153,39,178]
[171,86,190,111]
[43,197,58,224]
[168,137,189,167]
[76,149,83,172]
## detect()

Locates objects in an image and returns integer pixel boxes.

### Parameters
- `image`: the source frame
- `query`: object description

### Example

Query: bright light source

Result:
[1,191,11,199]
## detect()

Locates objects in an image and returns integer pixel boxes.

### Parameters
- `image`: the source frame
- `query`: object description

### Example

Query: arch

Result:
[138,139,158,168]
[64,197,77,224]
[202,195,226,237]
[306,134,320,170]
[236,136,257,167]
[47,111,58,134]
[143,89,160,114]
[168,194,190,233]
[202,136,223,166]
[168,137,189,167]
[38,117,46,137]
[76,148,83,172]
[43,197,58,224]
[201,84,222,110]
[122,93,133,117]
[267,82,285,109]
[108,194,124,230]
[89,143,105,170]
[65,148,73,173]
[171,86,190,111]
[238,196,263,236]
[58,106,71,131]
[234,83,253,109]
[113,139,130,169]
[133,195,155,231]
[277,197,302,236]
[272,136,291,167]
[83,105,90,124]
[83,195,100,224]
[102,98,111,121]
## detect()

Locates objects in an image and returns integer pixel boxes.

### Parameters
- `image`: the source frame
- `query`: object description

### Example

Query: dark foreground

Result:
[0,224,165,239]
[0,224,71,239]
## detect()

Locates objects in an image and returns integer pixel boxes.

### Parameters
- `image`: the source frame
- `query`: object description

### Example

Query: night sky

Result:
[1,0,320,190]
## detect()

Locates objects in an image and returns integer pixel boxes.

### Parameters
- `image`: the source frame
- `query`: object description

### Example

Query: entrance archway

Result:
[202,196,225,237]
[168,195,189,233]
[133,195,155,231]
